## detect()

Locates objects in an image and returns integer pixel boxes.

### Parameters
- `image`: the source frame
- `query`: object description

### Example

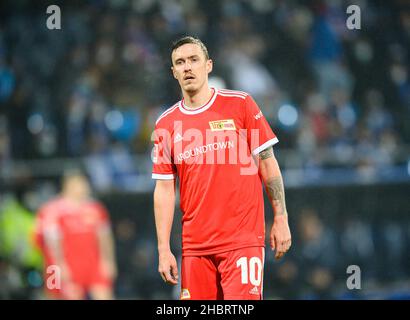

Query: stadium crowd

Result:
[0,0,409,190]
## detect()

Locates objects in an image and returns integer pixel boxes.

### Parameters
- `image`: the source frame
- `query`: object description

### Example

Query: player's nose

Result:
[183,61,192,71]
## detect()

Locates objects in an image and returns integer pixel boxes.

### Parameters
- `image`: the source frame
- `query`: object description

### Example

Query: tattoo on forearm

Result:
[259,147,273,160]
[265,176,287,216]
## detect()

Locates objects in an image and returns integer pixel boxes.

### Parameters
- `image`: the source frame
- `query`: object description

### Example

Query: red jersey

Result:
[152,88,278,256]
[36,197,109,279]
[35,198,65,265]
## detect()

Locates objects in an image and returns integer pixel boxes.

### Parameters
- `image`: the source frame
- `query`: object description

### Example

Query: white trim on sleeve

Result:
[252,137,279,156]
[152,173,176,180]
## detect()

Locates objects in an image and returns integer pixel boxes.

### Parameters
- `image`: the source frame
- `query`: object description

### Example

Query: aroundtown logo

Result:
[176,141,235,162]
[152,121,263,175]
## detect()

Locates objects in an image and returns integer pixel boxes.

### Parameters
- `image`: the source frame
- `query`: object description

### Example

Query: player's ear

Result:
[171,66,178,79]
[207,59,213,74]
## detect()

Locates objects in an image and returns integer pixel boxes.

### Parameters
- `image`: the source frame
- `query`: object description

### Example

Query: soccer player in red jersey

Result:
[34,171,117,299]
[152,36,292,300]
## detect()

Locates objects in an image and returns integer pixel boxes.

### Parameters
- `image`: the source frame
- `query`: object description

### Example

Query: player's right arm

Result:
[154,179,179,285]
[42,215,71,281]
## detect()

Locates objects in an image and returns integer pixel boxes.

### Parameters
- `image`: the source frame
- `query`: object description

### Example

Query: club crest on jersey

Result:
[180,288,191,300]
[209,119,236,131]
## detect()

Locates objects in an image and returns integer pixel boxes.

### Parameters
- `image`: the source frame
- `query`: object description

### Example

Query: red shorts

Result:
[43,265,112,299]
[181,246,265,300]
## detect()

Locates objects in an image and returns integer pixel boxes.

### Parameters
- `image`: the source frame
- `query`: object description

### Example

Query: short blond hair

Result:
[171,36,210,65]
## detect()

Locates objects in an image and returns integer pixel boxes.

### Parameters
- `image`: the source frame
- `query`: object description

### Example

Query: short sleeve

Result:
[152,121,177,180]
[93,202,108,222]
[92,202,111,229]
[243,95,279,155]
[39,206,61,241]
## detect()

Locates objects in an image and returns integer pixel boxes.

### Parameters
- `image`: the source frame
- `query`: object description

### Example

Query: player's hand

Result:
[158,250,179,285]
[270,214,291,260]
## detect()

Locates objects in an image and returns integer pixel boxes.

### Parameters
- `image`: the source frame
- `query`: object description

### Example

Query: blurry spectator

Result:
[307,8,353,100]
[264,222,300,300]
[0,194,43,299]
[364,89,394,136]
[85,140,140,192]
[224,36,278,100]
[0,256,25,299]
[376,222,408,282]
[329,86,357,135]
[0,194,43,272]
[0,56,15,103]
[295,208,340,299]
[376,129,399,167]
[327,87,357,164]
[304,92,330,147]
[340,218,377,280]
[113,218,138,298]
[0,115,11,178]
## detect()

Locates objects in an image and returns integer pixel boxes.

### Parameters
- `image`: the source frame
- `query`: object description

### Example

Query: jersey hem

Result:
[181,243,265,257]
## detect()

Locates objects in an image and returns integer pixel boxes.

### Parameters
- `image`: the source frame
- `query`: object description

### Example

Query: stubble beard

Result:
[182,81,199,96]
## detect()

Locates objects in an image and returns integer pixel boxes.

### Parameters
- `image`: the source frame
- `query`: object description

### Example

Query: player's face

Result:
[171,43,213,93]
[65,176,91,201]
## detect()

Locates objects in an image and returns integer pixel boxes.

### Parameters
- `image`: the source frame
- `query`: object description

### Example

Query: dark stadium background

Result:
[0,0,409,299]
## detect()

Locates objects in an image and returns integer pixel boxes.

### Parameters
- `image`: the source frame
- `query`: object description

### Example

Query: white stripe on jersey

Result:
[152,173,176,180]
[218,92,247,100]
[218,89,248,97]
[252,137,279,155]
[155,103,180,124]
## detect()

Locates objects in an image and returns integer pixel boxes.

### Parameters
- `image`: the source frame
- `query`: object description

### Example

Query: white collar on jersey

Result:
[179,87,218,115]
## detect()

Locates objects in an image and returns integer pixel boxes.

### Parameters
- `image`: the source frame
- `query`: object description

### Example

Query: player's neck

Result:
[62,193,87,206]
[182,85,213,109]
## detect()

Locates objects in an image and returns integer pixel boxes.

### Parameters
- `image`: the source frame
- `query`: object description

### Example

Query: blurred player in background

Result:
[152,36,291,300]
[34,170,117,300]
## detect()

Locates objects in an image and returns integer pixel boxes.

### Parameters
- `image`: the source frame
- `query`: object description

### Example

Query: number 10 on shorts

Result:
[236,257,262,286]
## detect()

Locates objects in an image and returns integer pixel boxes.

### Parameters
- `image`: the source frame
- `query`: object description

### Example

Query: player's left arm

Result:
[258,147,292,260]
